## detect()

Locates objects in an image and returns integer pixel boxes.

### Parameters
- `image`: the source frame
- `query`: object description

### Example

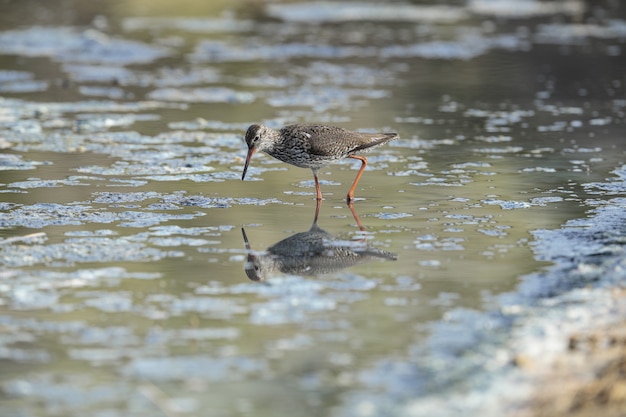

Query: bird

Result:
[241,124,398,203]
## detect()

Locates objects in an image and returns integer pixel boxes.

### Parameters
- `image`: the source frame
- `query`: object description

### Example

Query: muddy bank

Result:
[517,294,626,417]
[504,167,626,416]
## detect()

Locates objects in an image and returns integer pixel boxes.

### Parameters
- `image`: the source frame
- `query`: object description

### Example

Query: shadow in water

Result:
[242,202,397,282]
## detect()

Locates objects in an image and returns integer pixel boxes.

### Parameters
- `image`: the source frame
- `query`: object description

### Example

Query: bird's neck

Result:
[260,129,283,152]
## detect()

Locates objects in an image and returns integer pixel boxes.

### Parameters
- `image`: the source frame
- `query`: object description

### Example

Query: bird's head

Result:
[242,124,273,181]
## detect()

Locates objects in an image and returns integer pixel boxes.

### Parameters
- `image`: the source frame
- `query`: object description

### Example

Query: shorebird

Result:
[241,124,397,203]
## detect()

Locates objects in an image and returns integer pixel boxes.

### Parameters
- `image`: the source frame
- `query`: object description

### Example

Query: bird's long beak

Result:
[241,147,256,180]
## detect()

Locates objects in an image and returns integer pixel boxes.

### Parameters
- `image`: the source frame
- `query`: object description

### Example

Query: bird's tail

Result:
[353,132,398,152]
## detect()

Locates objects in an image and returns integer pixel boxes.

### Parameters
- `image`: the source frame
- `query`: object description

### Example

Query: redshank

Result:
[241,124,398,202]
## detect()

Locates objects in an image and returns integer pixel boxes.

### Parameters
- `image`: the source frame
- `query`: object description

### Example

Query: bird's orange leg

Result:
[346,155,367,203]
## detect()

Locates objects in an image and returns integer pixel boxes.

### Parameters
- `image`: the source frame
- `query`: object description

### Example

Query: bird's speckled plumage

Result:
[242,123,398,202]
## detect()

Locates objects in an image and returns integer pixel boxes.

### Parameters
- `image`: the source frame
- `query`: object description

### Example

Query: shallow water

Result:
[0,1,625,416]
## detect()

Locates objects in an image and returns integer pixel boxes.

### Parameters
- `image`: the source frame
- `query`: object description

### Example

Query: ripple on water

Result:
[0,79,48,93]
[8,177,93,189]
[122,16,254,33]
[63,64,135,83]
[469,0,585,17]
[535,20,626,45]
[482,199,532,210]
[370,212,414,220]
[266,85,388,111]
[190,40,372,63]
[0,69,33,82]
[2,374,128,407]
[78,86,127,99]
[168,119,251,131]
[266,3,468,23]
[124,355,266,382]
[147,87,255,103]
[75,113,161,132]
[0,201,205,229]
[0,267,160,313]
[0,154,51,171]
[0,26,169,64]
[229,274,378,325]
[0,237,184,267]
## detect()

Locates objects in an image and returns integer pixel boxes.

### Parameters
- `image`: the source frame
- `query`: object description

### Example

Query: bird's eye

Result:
[254,135,260,142]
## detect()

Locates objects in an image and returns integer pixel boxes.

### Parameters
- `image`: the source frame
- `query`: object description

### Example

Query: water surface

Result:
[1,1,625,416]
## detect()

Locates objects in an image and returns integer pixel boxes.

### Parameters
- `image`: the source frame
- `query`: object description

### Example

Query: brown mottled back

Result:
[280,125,397,158]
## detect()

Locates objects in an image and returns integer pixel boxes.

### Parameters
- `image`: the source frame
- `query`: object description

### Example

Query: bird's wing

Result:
[279,125,339,157]
[307,126,352,156]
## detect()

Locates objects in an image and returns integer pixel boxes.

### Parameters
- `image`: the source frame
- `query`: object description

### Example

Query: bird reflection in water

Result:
[242,202,397,282]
